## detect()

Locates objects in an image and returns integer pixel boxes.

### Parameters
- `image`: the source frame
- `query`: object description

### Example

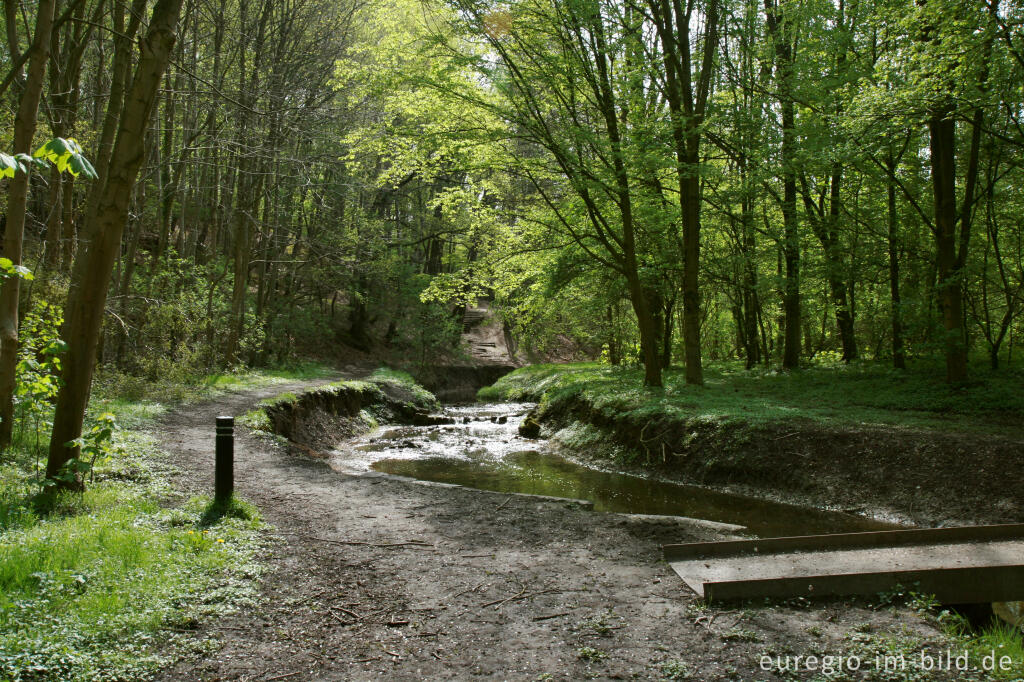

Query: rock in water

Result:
[519,416,541,438]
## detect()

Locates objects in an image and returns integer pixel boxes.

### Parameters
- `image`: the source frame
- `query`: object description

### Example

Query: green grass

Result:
[479,361,1024,437]
[945,615,1024,680]
[366,367,439,410]
[239,367,438,438]
[0,384,273,679]
[89,361,336,428]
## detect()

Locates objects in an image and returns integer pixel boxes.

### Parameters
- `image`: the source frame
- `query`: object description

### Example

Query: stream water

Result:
[331,403,899,538]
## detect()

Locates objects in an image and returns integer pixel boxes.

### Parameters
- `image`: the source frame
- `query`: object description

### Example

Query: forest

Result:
[2,0,1023,472]
[2,0,1024,678]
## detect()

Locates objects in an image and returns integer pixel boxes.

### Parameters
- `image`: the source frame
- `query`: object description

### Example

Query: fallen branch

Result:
[290,533,433,549]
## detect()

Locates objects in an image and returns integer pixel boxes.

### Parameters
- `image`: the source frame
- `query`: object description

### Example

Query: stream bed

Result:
[331,402,899,538]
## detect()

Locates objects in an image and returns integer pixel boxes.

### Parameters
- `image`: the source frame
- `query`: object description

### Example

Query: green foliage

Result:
[0,137,97,179]
[9,298,66,470]
[56,413,117,488]
[576,646,607,662]
[32,137,98,179]
[0,258,33,282]
[659,659,692,680]
[0,420,264,681]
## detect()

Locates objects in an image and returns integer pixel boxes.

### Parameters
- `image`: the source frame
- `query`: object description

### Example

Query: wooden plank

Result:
[664,524,1024,604]
[701,565,1024,603]
[663,523,1024,561]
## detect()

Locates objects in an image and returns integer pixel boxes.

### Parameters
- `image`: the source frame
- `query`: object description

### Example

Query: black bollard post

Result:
[215,416,234,502]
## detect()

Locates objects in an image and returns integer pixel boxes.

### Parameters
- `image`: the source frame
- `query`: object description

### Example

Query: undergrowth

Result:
[0,371,278,680]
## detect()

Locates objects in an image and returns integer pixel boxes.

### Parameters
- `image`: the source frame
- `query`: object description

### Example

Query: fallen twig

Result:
[453,582,485,598]
[265,672,302,681]
[354,656,382,663]
[327,610,351,625]
[532,612,571,622]
[332,606,362,620]
[481,585,527,608]
[496,496,513,510]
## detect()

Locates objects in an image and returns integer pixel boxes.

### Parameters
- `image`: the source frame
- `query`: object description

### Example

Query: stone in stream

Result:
[519,416,541,438]
[497,415,508,424]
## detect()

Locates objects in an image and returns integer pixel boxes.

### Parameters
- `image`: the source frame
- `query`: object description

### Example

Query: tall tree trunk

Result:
[765,0,800,370]
[647,0,718,386]
[928,111,967,383]
[0,0,56,450]
[46,0,184,488]
[886,149,906,369]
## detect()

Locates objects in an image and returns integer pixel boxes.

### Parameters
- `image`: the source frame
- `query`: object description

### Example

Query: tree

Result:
[0,0,57,450]
[645,0,721,385]
[46,0,185,490]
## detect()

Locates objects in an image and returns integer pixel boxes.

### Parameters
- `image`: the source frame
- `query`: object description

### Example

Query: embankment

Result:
[411,364,515,403]
[254,371,445,451]
[484,364,1024,527]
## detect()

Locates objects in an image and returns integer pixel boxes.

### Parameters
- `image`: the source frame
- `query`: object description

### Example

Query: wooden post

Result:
[215,415,234,501]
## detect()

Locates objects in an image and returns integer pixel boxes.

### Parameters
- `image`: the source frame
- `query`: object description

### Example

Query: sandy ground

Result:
[154,377,956,681]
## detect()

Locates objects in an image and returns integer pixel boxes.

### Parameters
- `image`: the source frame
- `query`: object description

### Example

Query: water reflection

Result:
[335,403,898,537]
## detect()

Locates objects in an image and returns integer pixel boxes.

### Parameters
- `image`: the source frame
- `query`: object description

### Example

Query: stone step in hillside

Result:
[462,308,487,333]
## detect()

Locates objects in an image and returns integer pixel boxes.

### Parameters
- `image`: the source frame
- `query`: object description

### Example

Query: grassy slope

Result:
[0,363,333,681]
[480,361,1024,438]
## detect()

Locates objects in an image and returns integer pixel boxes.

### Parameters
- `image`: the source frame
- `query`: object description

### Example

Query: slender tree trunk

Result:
[661,295,675,369]
[765,0,800,370]
[0,0,56,450]
[46,0,185,488]
[886,150,906,369]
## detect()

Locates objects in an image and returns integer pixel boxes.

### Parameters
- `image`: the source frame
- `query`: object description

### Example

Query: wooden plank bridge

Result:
[664,523,1024,603]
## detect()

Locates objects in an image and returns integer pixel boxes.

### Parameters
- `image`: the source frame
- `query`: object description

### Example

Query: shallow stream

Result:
[331,403,898,538]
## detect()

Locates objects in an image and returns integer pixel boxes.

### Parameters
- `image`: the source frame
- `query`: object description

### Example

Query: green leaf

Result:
[42,339,69,356]
[34,137,68,162]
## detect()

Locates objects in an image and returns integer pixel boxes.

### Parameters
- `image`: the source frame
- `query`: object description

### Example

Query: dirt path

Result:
[154,378,950,681]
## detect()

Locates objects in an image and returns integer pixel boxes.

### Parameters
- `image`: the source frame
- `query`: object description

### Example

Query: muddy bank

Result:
[410,364,516,403]
[528,392,1024,527]
[261,378,444,451]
